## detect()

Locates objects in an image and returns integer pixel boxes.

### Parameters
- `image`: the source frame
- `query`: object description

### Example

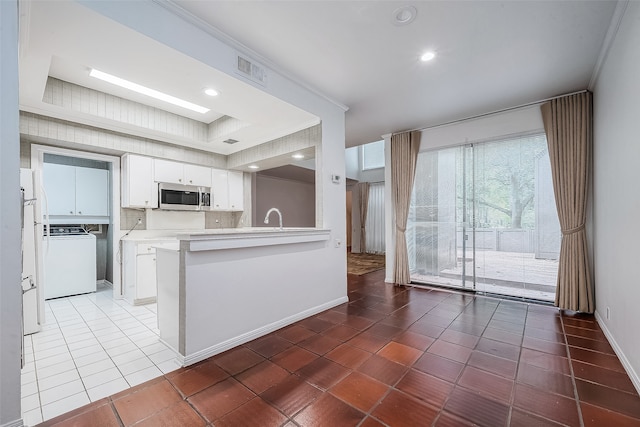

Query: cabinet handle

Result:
[178,178,182,182]
[70,211,73,214]
[78,211,82,215]
[145,201,149,204]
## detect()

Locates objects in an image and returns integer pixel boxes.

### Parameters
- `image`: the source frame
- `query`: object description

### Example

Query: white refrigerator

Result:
[20,168,43,335]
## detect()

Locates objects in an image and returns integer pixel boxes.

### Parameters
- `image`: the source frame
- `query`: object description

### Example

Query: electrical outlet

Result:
[606,307,611,320]
[334,238,342,248]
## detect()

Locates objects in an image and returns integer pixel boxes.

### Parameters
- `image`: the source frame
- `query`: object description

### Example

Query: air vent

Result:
[236,54,267,86]
[223,139,239,145]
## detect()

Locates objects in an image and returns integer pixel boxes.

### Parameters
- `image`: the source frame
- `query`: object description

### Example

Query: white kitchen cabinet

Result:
[184,164,212,187]
[154,159,212,187]
[153,159,183,184]
[136,252,157,302]
[43,163,76,215]
[76,167,109,216]
[228,171,244,211]
[123,241,174,305]
[43,163,109,217]
[210,168,229,210]
[122,154,158,208]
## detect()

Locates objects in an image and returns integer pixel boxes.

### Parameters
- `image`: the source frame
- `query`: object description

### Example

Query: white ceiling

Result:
[19,0,618,153]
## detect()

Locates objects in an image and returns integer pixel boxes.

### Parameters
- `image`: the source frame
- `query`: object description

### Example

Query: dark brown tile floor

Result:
[38,270,640,426]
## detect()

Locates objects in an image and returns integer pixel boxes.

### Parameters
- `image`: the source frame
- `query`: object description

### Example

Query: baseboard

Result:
[157,338,185,366]
[0,419,24,427]
[595,311,640,395]
[97,279,112,288]
[183,296,349,366]
[133,296,156,306]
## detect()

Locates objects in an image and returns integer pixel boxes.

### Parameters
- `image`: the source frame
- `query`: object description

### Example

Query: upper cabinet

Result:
[76,167,110,216]
[227,171,244,211]
[120,154,244,211]
[122,154,158,209]
[210,169,244,211]
[43,163,109,218]
[154,159,212,187]
[211,168,229,210]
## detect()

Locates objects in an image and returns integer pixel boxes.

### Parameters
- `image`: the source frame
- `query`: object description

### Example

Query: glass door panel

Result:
[409,134,559,302]
[408,146,473,290]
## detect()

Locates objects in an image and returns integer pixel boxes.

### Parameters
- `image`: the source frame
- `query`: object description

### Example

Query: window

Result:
[365,183,385,254]
[362,140,385,170]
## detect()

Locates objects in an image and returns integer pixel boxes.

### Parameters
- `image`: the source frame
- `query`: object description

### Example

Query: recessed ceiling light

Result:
[204,88,219,97]
[292,153,305,159]
[392,6,417,26]
[421,51,436,62]
[248,165,259,169]
[89,68,210,114]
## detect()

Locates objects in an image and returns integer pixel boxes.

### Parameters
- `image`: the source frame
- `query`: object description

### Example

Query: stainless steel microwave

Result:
[158,183,210,211]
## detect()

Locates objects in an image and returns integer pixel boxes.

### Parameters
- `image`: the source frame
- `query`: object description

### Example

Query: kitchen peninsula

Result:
[155,227,346,366]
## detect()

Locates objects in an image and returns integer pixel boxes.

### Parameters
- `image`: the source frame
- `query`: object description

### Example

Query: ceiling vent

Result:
[236,54,267,86]
[223,138,239,145]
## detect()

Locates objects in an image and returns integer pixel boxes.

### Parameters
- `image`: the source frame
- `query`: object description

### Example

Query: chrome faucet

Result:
[264,207,283,230]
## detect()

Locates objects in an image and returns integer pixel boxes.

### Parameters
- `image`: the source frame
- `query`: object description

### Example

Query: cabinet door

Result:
[43,163,76,215]
[184,164,212,187]
[211,168,229,210]
[154,159,184,184]
[136,253,157,300]
[123,154,157,208]
[227,171,244,211]
[75,167,109,216]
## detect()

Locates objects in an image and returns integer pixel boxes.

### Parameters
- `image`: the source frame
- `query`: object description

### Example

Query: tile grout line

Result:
[562,312,586,427]
[26,286,175,423]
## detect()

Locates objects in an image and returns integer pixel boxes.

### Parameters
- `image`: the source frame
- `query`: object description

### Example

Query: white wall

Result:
[420,105,544,152]
[592,1,640,392]
[0,1,23,426]
[345,146,359,180]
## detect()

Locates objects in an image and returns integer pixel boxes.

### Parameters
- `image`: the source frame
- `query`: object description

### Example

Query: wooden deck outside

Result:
[412,250,558,301]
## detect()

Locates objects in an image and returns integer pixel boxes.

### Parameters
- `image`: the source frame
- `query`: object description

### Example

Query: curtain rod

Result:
[402,89,589,134]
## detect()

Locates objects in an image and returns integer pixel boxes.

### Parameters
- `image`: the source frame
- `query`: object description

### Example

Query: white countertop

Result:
[179,228,331,251]
[176,227,329,239]
[122,227,331,251]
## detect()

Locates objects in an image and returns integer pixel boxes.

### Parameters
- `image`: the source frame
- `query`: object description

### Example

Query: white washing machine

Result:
[44,226,97,299]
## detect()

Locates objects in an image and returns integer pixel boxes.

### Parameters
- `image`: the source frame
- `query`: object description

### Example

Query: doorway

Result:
[407,134,560,301]
[30,144,122,300]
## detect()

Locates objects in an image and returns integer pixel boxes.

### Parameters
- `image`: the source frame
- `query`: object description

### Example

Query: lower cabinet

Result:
[123,240,172,305]
[135,252,157,302]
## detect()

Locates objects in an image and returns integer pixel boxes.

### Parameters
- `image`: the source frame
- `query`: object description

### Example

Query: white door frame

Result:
[30,144,122,306]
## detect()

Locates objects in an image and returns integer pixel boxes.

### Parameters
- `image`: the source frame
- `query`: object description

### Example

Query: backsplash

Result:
[120,208,246,230]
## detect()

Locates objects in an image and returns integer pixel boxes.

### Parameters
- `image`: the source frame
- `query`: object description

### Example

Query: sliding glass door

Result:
[407,134,560,301]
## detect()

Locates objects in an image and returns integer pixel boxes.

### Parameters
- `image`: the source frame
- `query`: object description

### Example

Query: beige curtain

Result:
[391,131,421,285]
[541,92,594,313]
[357,182,370,253]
